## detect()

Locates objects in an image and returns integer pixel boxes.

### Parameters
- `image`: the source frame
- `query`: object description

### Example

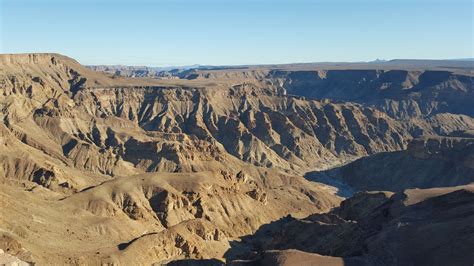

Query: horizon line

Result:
[1,52,473,68]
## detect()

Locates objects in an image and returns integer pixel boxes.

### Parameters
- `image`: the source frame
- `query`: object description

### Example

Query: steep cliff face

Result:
[0,54,472,265]
[175,67,473,122]
[163,67,474,139]
[269,69,474,119]
[308,136,474,192]
[0,54,376,264]
[72,85,410,172]
[1,54,412,181]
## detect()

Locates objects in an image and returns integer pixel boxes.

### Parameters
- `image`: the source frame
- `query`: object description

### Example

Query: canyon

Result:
[0,53,473,265]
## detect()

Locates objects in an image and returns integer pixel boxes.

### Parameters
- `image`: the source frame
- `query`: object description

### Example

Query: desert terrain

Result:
[0,53,473,265]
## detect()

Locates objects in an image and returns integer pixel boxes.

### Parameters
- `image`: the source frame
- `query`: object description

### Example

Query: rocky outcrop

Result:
[0,249,30,266]
[72,84,410,173]
[112,219,229,265]
[269,69,474,119]
[1,54,473,265]
[86,64,200,79]
[0,233,33,265]
[65,169,340,237]
[230,185,474,266]
[161,67,473,121]
[308,136,474,192]
[407,136,474,162]
[0,53,413,184]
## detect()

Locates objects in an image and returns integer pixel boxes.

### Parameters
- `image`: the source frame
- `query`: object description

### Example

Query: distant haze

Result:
[1,0,473,66]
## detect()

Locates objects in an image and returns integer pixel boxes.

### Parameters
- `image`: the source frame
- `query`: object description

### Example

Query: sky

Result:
[1,0,473,66]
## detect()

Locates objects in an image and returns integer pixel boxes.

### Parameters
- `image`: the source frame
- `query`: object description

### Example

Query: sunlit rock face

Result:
[0,54,472,265]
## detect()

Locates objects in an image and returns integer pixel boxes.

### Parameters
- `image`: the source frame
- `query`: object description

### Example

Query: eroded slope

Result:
[0,53,472,265]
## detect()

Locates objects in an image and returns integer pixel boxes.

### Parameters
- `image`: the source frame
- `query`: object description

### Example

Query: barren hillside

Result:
[0,53,473,265]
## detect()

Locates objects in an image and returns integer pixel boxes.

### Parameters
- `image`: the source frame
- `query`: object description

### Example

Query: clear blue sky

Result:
[1,0,473,66]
